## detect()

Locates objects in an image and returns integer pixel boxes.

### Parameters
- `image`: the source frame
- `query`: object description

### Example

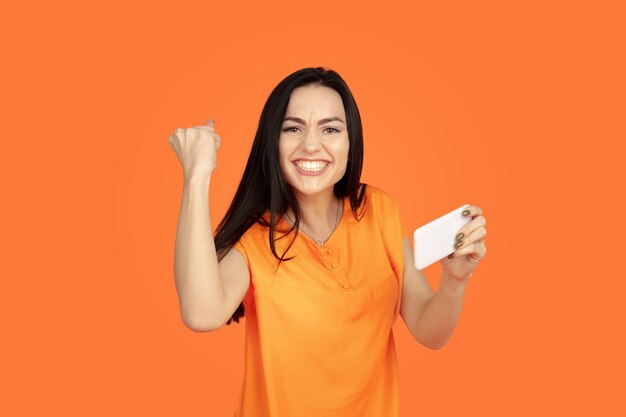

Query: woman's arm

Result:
[400,237,468,349]
[411,272,468,350]
[172,176,248,332]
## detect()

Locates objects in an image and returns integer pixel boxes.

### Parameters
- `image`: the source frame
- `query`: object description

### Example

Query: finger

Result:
[454,240,487,260]
[455,216,486,241]
[462,204,484,219]
[168,134,179,150]
[214,133,222,150]
[167,135,181,162]
[205,118,215,128]
[454,226,486,250]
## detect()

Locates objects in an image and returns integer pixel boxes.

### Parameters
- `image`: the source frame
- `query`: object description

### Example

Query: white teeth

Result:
[295,161,329,171]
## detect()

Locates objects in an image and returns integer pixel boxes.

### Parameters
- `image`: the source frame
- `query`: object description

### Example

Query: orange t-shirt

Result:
[232,185,410,417]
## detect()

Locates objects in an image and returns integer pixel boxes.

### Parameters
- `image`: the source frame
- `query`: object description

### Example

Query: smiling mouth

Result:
[293,160,329,172]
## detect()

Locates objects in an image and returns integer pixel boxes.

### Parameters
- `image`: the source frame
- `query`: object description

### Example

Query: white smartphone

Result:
[413,204,472,270]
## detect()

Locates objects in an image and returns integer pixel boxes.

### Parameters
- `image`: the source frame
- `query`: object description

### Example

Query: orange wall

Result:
[2,1,624,416]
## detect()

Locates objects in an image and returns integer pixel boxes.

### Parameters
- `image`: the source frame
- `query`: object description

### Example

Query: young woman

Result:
[168,67,487,417]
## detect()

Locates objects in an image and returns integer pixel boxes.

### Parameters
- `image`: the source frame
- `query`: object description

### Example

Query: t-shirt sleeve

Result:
[387,193,410,239]
[394,201,410,324]
[400,214,410,239]
[231,237,254,312]
[373,189,408,325]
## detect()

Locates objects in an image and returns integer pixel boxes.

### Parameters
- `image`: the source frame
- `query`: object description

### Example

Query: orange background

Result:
[2,1,624,416]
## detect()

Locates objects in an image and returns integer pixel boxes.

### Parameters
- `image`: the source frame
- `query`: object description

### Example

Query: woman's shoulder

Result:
[360,184,409,239]
[238,212,291,244]
[362,183,400,208]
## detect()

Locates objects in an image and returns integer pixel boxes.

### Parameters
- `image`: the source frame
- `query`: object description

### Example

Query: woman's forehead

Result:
[286,85,345,117]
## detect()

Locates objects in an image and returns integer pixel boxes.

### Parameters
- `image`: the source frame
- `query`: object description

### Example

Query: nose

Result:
[302,128,322,152]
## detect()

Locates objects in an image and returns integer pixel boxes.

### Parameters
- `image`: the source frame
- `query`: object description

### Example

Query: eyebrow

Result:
[282,116,345,125]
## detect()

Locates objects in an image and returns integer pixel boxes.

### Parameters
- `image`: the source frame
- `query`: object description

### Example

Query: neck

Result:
[286,189,342,239]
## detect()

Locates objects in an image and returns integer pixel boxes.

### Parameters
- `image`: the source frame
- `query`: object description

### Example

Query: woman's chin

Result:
[289,184,336,198]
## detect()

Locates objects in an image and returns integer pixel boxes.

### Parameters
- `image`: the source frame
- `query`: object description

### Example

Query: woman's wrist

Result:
[439,271,470,296]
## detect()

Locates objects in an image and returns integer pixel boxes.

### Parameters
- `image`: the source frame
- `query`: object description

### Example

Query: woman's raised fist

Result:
[168,118,222,180]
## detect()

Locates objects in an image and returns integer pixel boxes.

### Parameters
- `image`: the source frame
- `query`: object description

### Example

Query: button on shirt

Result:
[232,185,410,417]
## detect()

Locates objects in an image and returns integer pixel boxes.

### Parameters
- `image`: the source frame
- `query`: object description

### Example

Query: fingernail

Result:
[454,240,463,248]
[462,209,470,216]
[448,252,455,259]
[456,232,464,240]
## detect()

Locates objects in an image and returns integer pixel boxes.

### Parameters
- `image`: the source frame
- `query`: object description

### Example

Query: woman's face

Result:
[278,84,349,199]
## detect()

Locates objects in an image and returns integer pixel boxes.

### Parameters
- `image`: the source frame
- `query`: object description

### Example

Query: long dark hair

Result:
[214,67,367,325]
